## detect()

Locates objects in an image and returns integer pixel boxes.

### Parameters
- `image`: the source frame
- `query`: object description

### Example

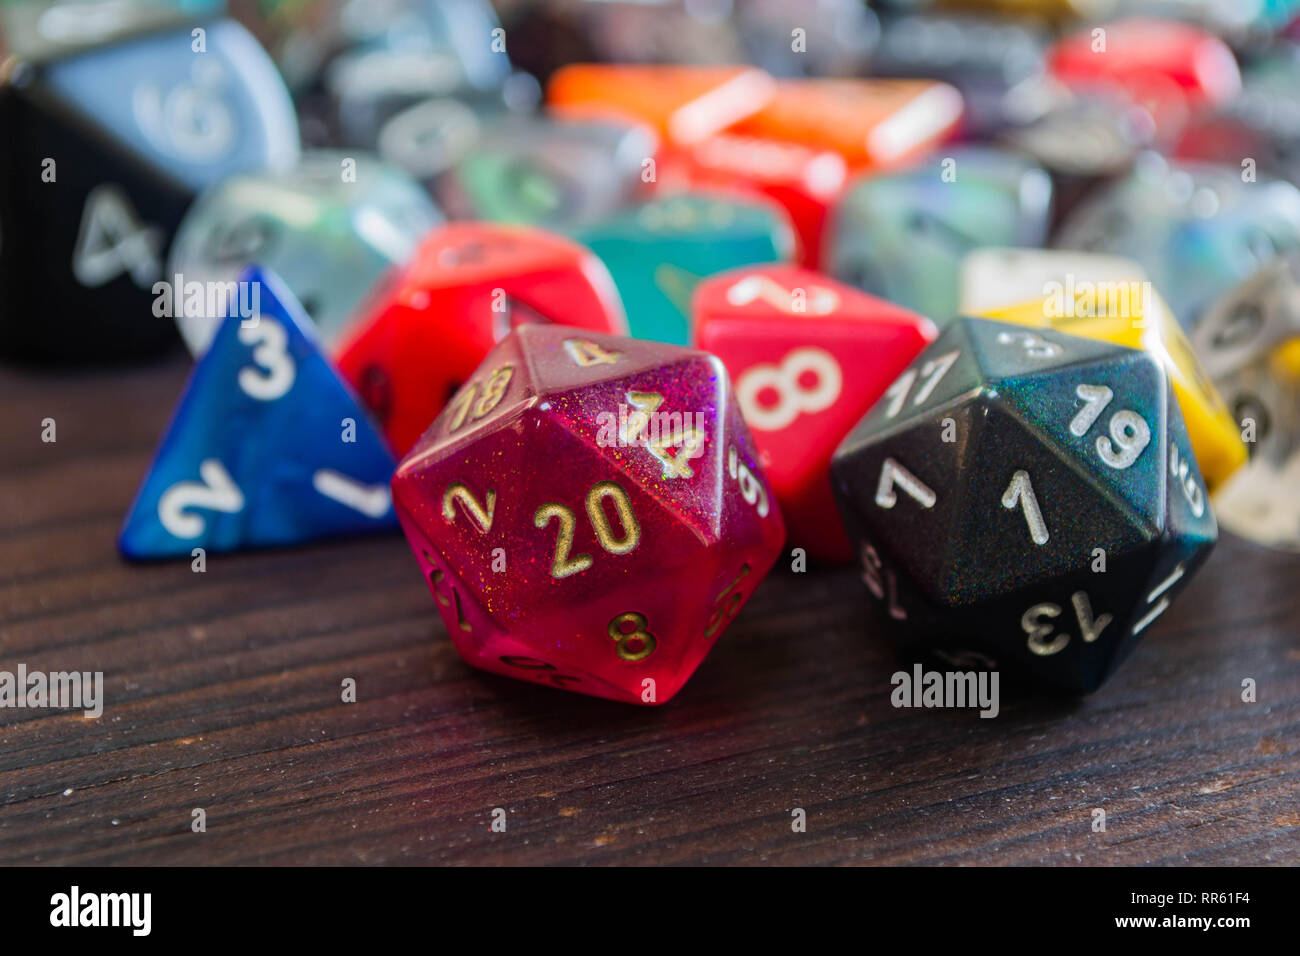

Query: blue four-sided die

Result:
[119,267,398,559]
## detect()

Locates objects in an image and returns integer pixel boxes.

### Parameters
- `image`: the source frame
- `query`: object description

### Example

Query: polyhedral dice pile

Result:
[9,0,1300,702]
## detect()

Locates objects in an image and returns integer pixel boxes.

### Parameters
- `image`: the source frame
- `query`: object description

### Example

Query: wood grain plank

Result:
[0,358,1297,865]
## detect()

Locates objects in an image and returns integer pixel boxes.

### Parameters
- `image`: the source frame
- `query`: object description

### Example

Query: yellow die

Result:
[980,286,1247,489]
[1273,338,1300,381]
[939,0,1115,22]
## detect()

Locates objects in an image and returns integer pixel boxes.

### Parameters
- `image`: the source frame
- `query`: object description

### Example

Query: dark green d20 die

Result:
[831,317,1217,693]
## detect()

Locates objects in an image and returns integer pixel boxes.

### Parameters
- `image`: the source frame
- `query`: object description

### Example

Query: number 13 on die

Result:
[831,318,1217,694]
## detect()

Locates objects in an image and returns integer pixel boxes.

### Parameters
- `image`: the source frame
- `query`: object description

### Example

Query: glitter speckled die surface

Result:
[391,324,786,704]
[980,283,1247,490]
[831,317,1217,694]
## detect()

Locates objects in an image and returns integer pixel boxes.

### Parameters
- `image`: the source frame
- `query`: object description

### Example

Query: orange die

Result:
[693,264,937,561]
[547,64,775,147]
[730,78,964,170]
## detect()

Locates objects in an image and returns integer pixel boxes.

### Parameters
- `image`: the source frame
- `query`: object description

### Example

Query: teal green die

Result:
[826,148,1052,327]
[571,192,795,345]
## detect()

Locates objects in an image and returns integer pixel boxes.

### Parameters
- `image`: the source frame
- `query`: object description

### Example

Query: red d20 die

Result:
[392,324,785,704]
[336,222,626,455]
[693,264,936,562]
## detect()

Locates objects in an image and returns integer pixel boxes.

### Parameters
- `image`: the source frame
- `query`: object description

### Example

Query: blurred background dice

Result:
[0,0,298,360]
[169,148,441,352]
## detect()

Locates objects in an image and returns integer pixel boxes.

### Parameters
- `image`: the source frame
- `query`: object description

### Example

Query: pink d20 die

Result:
[391,324,786,704]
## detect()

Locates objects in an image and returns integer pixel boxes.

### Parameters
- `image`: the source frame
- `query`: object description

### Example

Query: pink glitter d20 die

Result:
[392,324,786,704]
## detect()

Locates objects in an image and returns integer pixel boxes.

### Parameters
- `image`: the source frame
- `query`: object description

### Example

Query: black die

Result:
[0,11,298,361]
[831,317,1218,693]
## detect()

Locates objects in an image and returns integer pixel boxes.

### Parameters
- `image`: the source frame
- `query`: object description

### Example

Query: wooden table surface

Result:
[1,356,1298,866]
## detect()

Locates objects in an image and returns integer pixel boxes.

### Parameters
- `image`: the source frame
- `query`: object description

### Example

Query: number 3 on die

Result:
[237,321,295,401]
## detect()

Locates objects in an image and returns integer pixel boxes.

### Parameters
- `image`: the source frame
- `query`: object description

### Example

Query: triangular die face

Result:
[536,349,732,544]
[402,326,537,462]
[493,565,716,704]
[1110,528,1216,670]
[502,296,554,334]
[513,324,695,396]
[836,319,985,454]
[831,397,986,600]
[943,399,1151,605]
[994,348,1169,530]
[835,495,944,648]
[119,267,397,559]
[393,410,550,636]
[960,315,1125,385]
[395,401,716,702]
[393,502,507,662]
[1161,393,1219,549]
[666,547,756,700]
[938,546,1156,694]
[714,397,785,552]
[1155,302,1235,420]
